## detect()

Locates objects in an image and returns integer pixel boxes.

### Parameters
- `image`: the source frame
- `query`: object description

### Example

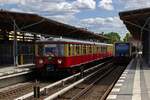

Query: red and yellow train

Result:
[35,38,113,73]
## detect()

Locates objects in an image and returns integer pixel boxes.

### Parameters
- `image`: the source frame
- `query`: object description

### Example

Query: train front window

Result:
[45,47,55,54]
[44,44,58,56]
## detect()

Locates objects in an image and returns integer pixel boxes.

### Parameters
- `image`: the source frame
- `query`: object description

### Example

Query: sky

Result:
[0,0,150,38]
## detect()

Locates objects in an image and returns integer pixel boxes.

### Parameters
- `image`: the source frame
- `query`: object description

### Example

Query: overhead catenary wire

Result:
[20,18,45,30]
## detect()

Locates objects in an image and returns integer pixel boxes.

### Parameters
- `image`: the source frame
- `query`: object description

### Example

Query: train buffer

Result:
[107,55,150,100]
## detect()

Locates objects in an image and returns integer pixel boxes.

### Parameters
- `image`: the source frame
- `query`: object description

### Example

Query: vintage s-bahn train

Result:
[35,38,113,74]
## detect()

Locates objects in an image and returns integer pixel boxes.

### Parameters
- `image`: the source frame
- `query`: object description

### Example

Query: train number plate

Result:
[46,65,54,71]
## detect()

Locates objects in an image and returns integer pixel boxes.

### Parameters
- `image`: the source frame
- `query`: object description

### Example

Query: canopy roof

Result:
[119,8,150,40]
[0,10,108,41]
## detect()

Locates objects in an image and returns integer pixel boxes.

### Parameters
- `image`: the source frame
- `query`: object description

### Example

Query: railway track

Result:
[0,82,33,100]
[0,60,112,100]
[11,60,111,100]
[10,60,110,100]
[54,63,115,100]
[57,65,126,100]
[0,81,55,100]
[0,70,34,88]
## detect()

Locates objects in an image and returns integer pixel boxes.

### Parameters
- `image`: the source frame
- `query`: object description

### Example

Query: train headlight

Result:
[48,56,52,60]
[57,59,62,64]
[39,59,43,64]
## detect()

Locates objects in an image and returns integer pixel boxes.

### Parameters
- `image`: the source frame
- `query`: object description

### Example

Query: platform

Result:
[107,56,150,100]
[0,64,35,77]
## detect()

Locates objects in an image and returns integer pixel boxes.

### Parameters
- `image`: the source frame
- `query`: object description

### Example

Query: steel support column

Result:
[142,28,150,67]
[34,34,37,58]
[13,20,18,66]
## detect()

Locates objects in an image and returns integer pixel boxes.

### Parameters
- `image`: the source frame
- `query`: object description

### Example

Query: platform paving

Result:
[107,56,150,100]
[0,64,35,77]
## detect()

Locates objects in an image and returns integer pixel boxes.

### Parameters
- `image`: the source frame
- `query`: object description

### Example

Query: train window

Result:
[93,45,95,54]
[78,45,80,55]
[94,46,96,54]
[83,45,86,55]
[107,46,109,52]
[68,44,72,56]
[72,44,74,56]
[92,45,94,54]
[79,45,81,55]
[105,46,107,52]
[76,45,80,56]
[87,45,89,54]
[74,44,78,56]
[83,45,85,55]
[91,45,93,54]
[80,45,83,55]
[90,45,91,54]
[97,46,98,53]
[58,44,64,56]
[94,45,96,54]
[103,46,105,52]
[97,46,99,53]
[86,45,88,54]
[104,46,106,52]
[101,46,103,52]
[99,45,101,52]
[89,45,91,54]
[73,44,76,56]
[64,44,68,57]
[102,46,104,52]
[44,44,58,56]
[81,45,84,55]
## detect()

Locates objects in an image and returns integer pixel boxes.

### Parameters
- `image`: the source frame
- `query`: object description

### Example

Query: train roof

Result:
[36,37,112,46]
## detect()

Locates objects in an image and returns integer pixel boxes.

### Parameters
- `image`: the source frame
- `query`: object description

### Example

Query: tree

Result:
[104,32,121,44]
[123,33,132,42]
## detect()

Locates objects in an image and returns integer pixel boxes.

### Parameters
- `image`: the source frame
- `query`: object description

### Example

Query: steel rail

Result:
[15,60,111,100]
[0,71,32,80]
[70,65,114,100]
[44,63,113,100]
[100,65,128,100]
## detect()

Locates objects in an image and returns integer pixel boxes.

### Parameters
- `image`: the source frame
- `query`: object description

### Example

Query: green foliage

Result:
[104,32,121,44]
[123,33,132,42]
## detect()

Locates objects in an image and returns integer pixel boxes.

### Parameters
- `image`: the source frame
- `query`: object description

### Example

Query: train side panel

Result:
[35,38,113,75]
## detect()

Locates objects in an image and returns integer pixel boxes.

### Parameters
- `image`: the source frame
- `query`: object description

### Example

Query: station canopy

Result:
[119,8,150,40]
[0,10,108,41]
